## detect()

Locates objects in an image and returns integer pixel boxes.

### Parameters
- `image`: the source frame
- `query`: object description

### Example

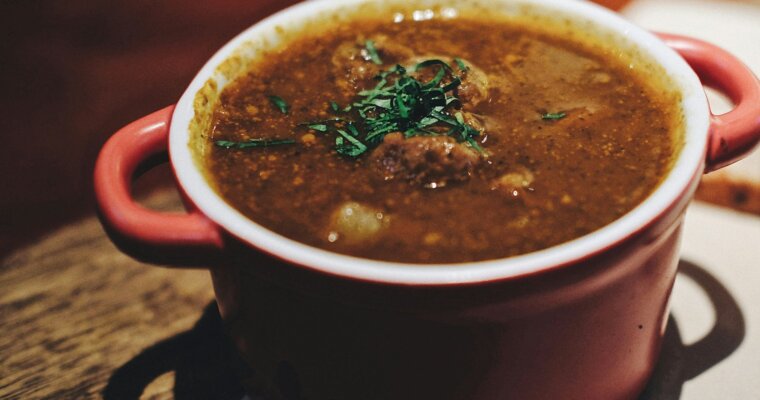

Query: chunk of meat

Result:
[332,41,378,94]
[372,35,415,61]
[331,35,414,93]
[326,202,389,245]
[455,60,490,111]
[370,133,482,188]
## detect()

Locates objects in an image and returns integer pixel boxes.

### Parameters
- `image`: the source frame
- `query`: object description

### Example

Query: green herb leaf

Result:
[330,101,340,112]
[541,112,567,121]
[418,116,439,128]
[297,118,347,135]
[307,124,328,132]
[440,77,462,93]
[466,137,484,153]
[422,67,448,89]
[335,128,368,157]
[215,138,296,149]
[414,59,453,73]
[365,40,383,65]
[454,57,469,72]
[346,123,362,138]
[367,98,393,109]
[396,92,410,119]
[268,95,289,114]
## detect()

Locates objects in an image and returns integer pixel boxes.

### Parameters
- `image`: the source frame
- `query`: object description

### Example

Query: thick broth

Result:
[205,17,678,263]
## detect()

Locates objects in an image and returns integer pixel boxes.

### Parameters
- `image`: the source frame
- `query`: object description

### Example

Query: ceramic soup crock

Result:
[94,0,760,398]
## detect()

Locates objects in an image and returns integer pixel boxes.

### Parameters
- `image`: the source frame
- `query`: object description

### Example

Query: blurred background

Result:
[0,0,757,258]
[0,0,304,256]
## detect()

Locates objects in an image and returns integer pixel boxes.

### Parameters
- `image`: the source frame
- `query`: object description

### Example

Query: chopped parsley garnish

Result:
[219,55,485,158]
[215,138,295,149]
[303,59,484,158]
[541,112,567,121]
[364,40,383,65]
[335,124,369,157]
[268,95,289,114]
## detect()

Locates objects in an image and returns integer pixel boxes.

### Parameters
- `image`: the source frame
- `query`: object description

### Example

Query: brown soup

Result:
[204,15,680,264]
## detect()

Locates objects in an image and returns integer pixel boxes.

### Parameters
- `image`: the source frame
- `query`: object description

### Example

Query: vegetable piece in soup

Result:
[205,16,679,264]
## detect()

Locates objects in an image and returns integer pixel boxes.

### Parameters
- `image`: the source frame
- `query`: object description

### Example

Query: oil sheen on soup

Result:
[205,15,679,264]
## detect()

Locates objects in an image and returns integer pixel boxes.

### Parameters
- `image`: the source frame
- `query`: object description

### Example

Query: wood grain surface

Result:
[0,191,215,399]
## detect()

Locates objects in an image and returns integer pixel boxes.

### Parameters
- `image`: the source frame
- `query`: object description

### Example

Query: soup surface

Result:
[204,14,679,263]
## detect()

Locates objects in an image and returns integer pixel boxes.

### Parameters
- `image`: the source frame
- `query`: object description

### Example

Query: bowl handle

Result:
[94,105,223,266]
[657,33,760,172]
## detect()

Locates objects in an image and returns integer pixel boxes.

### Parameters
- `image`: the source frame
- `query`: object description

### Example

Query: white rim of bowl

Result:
[169,0,710,286]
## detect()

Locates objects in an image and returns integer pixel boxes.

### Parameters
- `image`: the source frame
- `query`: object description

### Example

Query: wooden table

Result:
[1,192,220,399]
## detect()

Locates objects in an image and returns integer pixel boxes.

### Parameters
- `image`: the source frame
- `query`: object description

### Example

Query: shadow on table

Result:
[102,260,745,400]
[638,260,746,400]
[101,301,249,400]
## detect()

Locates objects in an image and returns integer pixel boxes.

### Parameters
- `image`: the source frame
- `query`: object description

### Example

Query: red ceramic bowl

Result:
[94,0,760,398]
